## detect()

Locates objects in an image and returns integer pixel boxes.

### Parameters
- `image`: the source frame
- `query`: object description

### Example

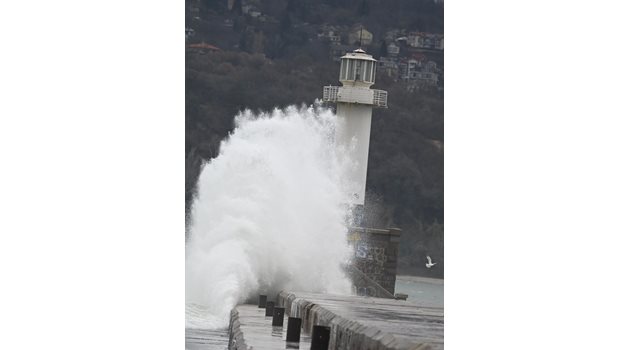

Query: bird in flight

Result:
[425,255,437,268]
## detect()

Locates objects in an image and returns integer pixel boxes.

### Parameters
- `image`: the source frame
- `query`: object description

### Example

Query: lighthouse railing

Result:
[373,89,388,108]
[323,85,339,103]
[323,85,387,108]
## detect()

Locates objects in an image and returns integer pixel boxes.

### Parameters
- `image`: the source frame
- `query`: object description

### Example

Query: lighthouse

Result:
[323,49,387,207]
[325,49,400,298]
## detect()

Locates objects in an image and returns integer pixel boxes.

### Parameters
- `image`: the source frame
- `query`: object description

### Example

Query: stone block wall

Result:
[347,227,401,296]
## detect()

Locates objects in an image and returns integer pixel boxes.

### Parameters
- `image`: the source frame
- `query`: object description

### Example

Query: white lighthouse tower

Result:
[323,49,388,207]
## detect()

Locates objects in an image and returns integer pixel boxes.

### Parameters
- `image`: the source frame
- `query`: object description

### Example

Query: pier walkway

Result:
[228,291,444,350]
[229,305,313,349]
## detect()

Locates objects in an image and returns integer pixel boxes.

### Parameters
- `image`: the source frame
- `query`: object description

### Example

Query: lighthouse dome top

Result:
[338,48,378,86]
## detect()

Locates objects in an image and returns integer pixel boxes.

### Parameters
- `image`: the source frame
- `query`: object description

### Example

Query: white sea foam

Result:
[185,104,353,329]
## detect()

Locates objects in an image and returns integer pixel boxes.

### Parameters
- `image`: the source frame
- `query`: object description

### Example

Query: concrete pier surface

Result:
[228,304,313,349]
[227,291,443,350]
[279,291,443,350]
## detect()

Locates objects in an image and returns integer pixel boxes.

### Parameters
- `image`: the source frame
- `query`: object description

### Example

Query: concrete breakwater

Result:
[228,291,443,350]
[186,328,229,350]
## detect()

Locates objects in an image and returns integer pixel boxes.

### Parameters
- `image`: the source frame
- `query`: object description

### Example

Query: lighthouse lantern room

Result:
[339,49,377,86]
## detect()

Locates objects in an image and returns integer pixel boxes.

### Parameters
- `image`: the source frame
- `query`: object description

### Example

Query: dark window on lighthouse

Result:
[355,61,362,80]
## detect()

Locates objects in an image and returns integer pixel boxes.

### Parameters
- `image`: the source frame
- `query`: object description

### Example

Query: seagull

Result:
[425,255,437,269]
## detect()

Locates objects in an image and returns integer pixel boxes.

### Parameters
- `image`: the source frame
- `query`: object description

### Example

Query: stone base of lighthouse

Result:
[346,227,401,298]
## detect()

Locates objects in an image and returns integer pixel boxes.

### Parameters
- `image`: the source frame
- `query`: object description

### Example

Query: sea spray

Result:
[185,104,353,329]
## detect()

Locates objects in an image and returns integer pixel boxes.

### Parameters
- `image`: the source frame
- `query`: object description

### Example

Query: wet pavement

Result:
[230,305,313,349]
[280,292,444,350]
[186,282,443,350]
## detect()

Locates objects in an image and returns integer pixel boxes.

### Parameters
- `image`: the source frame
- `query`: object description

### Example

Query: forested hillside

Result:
[186,0,444,277]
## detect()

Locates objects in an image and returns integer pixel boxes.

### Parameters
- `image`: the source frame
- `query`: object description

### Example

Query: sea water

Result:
[185,104,354,330]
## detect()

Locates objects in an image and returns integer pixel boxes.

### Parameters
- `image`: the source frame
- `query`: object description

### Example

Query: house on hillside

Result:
[407,32,422,48]
[400,59,419,80]
[394,36,408,49]
[318,25,342,45]
[387,42,400,57]
[347,25,373,46]
[399,55,440,88]
[407,32,444,50]
[378,57,399,78]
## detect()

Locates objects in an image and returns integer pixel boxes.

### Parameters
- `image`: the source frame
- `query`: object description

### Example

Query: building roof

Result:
[188,42,221,51]
[410,53,427,61]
